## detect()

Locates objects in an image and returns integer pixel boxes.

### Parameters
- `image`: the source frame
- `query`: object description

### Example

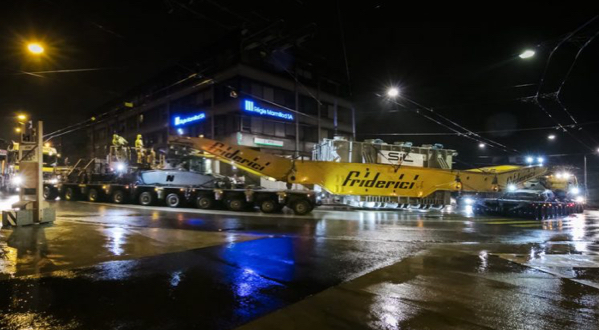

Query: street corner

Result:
[237,247,599,330]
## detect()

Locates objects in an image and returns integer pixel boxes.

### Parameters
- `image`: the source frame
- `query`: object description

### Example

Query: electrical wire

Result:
[359,118,599,136]
[532,15,599,151]
[337,0,352,96]
[535,15,598,97]
[388,96,518,153]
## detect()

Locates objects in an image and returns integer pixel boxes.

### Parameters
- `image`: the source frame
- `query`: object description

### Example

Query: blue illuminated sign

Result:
[244,100,294,121]
[173,112,206,126]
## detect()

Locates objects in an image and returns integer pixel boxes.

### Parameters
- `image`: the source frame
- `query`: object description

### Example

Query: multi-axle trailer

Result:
[42,176,317,215]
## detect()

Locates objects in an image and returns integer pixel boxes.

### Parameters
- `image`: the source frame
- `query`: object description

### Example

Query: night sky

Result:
[1,1,598,168]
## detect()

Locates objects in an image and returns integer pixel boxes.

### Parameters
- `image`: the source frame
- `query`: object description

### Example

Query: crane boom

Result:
[171,136,547,198]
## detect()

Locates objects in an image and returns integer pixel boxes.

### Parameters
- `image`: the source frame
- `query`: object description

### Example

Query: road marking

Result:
[484,220,540,225]
[510,224,543,227]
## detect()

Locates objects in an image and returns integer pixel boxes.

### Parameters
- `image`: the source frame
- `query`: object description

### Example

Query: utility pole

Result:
[294,73,300,159]
[584,154,588,200]
[35,121,44,222]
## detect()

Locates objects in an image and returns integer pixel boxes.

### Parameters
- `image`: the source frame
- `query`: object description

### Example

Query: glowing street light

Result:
[17,114,27,121]
[15,127,22,133]
[387,87,400,98]
[27,42,45,55]
[525,156,534,164]
[548,134,556,140]
[519,49,535,59]
[478,143,486,149]
[537,157,545,165]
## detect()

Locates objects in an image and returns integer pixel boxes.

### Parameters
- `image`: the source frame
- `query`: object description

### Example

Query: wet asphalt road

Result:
[1,200,598,330]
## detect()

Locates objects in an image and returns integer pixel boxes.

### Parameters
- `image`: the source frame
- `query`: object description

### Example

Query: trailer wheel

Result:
[533,206,543,220]
[166,193,181,208]
[88,188,100,202]
[259,199,279,213]
[43,186,58,200]
[139,191,154,206]
[196,195,214,209]
[227,198,246,211]
[291,199,312,215]
[65,187,77,201]
[112,190,126,204]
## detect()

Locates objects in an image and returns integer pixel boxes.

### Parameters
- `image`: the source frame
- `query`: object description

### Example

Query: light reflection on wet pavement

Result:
[0,200,598,329]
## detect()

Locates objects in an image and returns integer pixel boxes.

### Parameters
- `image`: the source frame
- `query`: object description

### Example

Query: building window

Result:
[241,116,251,132]
[285,123,295,137]
[251,117,263,134]
[338,106,352,123]
[215,115,227,136]
[264,87,274,102]
[251,83,263,98]
[300,95,318,115]
[275,123,285,137]
[263,120,274,136]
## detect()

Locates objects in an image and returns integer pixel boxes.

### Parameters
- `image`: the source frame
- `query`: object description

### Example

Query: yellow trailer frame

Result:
[171,137,546,199]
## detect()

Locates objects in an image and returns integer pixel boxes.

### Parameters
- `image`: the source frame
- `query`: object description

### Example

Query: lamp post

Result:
[519,49,535,59]
[387,87,400,98]
[26,42,45,55]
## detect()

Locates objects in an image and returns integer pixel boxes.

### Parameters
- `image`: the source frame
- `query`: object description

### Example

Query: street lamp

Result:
[478,143,485,149]
[387,87,400,98]
[519,49,535,59]
[27,42,44,55]
[15,127,22,133]
[548,134,556,140]
[525,156,534,164]
[17,114,27,121]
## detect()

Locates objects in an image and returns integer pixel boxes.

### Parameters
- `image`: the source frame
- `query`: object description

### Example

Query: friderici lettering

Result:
[506,170,539,183]
[207,142,271,171]
[341,171,417,190]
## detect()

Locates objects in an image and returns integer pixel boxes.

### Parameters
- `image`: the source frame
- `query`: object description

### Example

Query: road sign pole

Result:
[35,121,44,222]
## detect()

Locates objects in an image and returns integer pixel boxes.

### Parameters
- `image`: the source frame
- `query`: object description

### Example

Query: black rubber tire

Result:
[227,198,246,211]
[43,186,58,200]
[534,207,541,220]
[259,199,278,213]
[166,193,181,208]
[65,187,77,201]
[196,195,214,209]
[138,191,154,206]
[88,188,99,202]
[112,190,126,204]
[291,199,312,215]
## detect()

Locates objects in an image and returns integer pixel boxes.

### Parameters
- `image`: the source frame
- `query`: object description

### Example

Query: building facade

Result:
[87,28,354,177]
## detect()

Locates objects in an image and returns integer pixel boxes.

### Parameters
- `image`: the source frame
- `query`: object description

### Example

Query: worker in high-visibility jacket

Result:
[135,134,145,164]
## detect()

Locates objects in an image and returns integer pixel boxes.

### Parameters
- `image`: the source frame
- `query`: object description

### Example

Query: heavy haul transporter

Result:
[171,137,583,218]
[42,135,584,218]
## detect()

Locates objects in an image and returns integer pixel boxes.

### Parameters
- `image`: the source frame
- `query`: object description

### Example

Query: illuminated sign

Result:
[254,137,284,147]
[244,100,294,121]
[173,112,206,126]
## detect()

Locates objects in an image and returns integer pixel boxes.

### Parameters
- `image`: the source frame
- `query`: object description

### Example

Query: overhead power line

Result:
[358,119,599,136]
